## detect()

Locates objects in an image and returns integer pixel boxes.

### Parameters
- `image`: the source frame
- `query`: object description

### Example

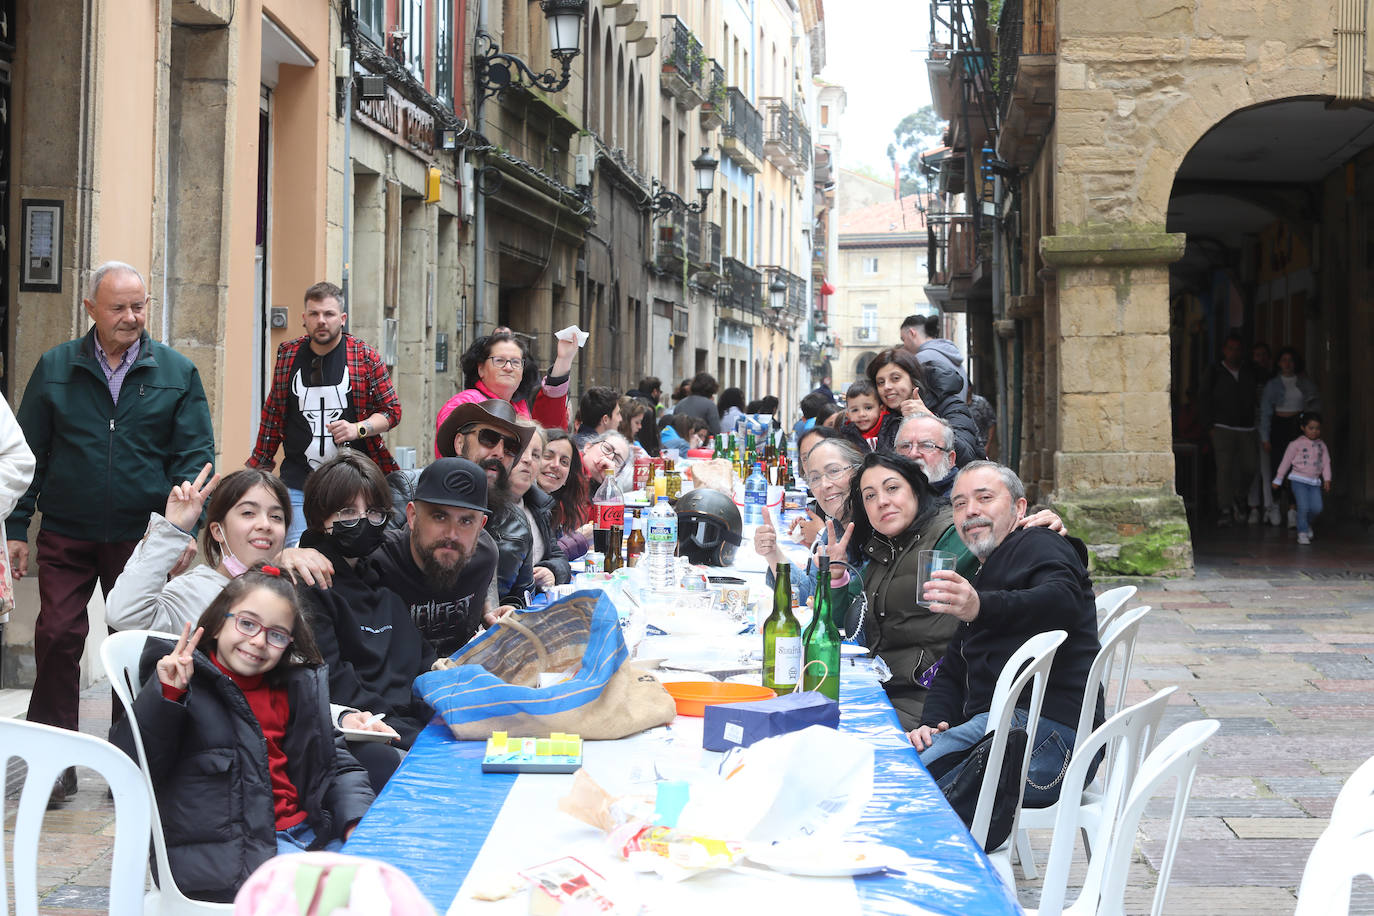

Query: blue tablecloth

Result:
[344,672,1022,914]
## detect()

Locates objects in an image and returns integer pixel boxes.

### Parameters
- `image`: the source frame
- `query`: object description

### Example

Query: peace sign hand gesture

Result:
[156,622,204,691]
[165,463,220,534]
[820,518,856,586]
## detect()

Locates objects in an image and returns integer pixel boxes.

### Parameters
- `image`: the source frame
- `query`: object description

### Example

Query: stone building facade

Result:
[930,0,1374,574]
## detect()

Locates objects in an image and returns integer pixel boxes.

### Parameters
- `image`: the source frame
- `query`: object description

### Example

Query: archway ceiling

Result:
[1166,99,1374,250]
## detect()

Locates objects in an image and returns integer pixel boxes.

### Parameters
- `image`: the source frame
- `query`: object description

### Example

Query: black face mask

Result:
[328,519,387,558]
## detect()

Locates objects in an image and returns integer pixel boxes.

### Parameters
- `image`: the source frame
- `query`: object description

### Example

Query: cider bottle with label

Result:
[763,563,802,692]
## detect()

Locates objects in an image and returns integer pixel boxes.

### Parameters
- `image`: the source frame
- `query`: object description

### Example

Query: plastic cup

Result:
[916,549,958,608]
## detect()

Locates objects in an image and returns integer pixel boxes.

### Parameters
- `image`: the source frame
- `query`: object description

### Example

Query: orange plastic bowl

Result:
[663,682,777,717]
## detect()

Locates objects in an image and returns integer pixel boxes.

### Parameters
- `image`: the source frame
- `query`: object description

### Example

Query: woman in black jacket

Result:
[296,452,439,790]
[109,567,374,903]
[867,348,983,465]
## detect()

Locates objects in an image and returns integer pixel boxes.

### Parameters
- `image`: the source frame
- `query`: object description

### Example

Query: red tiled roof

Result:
[839,194,929,235]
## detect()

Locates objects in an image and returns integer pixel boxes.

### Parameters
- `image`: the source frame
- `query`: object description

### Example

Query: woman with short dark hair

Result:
[297,452,438,789]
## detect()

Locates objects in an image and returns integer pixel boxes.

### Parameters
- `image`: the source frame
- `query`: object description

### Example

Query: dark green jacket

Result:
[859,504,979,730]
[7,329,214,543]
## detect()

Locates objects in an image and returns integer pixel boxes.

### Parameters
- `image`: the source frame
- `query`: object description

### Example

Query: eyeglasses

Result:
[332,506,391,528]
[224,612,293,650]
[485,356,523,370]
[803,463,858,488]
[462,424,522,457]
[897,439,947,456]
[598,440,628,473]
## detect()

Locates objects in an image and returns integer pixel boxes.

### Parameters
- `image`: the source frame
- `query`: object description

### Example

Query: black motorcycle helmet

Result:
[674,488,743,566]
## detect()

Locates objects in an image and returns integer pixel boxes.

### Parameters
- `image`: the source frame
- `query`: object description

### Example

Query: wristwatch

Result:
[357,423,370,439]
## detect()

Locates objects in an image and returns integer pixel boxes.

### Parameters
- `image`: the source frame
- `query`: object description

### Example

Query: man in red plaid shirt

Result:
[247,281,402,545]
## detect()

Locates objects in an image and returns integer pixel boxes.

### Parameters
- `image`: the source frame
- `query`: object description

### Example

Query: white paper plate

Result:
[840,643,869,658]
[746,842,905,877]
[339,727,397,743]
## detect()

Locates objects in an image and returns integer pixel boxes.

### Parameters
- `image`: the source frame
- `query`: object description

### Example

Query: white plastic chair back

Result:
[1295,797,1374,916]
[1031,687,1176,915]
[1095,585,1137,637]
[0,719,152,916]
[1014,608,1158,880]
[1329,754,1374,827]
[970,629,1066,852]
[101,629,235,915]
[1093,718,1219,916]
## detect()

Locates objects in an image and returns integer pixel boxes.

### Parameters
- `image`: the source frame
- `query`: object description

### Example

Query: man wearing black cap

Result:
[369,457,503,657]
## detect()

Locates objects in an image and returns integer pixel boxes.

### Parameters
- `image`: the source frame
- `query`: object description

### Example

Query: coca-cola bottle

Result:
[592,472,625,556]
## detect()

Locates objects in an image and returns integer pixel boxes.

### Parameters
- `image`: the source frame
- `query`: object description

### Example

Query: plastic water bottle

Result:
[744,462,768,525]
[645,497,678,589]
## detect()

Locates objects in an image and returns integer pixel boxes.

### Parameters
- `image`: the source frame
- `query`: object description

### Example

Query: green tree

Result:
[887,105,943,196]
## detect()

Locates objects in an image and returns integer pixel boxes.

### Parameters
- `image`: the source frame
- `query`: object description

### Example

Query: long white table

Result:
[342,524,1023,914]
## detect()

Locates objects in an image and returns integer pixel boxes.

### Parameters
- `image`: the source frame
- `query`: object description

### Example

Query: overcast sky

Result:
[820,0,934,176]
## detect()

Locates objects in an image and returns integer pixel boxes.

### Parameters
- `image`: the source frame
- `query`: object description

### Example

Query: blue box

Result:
[702,691,840,751]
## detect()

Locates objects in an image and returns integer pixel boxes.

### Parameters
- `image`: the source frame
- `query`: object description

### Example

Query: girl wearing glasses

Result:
[434,330,580,456]
[296,452,439,790]
[110,566,374,902]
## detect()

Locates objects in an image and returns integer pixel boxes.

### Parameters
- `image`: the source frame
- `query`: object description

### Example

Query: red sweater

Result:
[164,656,307,830]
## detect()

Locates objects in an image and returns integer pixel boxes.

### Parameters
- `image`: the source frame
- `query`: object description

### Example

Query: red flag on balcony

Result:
[820,280,836,296]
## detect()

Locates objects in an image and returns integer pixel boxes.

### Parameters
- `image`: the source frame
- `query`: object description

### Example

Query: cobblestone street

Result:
[6,523,1374,913]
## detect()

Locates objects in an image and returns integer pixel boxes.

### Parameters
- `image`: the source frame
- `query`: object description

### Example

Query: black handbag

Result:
[928,727,1029,851]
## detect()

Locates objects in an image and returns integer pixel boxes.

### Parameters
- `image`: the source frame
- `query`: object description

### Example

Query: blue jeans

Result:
[276,821,343,856]
[286,487,307,548]
[1291,480,1323,535]
[919,708,1094,808]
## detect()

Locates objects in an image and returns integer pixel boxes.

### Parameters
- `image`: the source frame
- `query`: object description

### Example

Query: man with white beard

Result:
[893,412,958,496]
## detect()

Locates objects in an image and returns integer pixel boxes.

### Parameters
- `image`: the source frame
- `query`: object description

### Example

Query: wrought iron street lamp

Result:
[649,147,718,215]
[768,274,788,314]
[475,0,587,99]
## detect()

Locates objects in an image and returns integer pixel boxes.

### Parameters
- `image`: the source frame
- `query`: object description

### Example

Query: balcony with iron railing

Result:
[721,257,762,320]
[996,0,1057,165]
[654,211,689,272]
[705,222,723,276]
[660,16,705,109]
[700,60,727,130]
[720,88,762,173]
[758,97,808,177]
[924,213,977,306]
[927,0,997,155]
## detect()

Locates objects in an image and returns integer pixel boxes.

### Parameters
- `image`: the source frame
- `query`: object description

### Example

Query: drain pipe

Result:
[1336,0,1366,104]
[991,172,1010,467]
[471,0,489,337]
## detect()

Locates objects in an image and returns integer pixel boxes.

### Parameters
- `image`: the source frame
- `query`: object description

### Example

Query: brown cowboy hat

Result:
[436,398,536,459]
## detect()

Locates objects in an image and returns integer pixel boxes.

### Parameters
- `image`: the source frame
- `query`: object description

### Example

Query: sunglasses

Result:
[463,424,522,457]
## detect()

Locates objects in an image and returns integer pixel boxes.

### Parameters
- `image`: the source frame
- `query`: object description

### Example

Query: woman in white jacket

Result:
[0,397,35,625]
[105,467,292,632]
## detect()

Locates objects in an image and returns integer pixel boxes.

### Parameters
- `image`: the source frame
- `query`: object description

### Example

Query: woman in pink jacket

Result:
[434,330,578,456]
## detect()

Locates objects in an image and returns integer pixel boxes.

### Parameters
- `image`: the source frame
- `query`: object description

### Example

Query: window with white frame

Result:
[400,0,425,82]
[862,256,879,275]
[355,0,384,45]
[862,304,878,331]
[435,1,453,104]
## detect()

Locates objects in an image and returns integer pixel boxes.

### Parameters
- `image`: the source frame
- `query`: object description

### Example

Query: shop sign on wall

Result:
[354,80,437,161]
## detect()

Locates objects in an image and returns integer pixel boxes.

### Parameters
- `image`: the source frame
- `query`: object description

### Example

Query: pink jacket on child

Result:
[1273,437,1331,487]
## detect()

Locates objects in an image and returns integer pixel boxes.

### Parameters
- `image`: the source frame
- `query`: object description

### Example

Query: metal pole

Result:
[992,173,1007,463]
[341,27,353,310]
[471,0,489,339]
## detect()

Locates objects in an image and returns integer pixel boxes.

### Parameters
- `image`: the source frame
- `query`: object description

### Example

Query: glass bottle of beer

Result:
[763,563,802,692]
[625,510,645,566]
[605,522,624,572]
[803,555,842,700]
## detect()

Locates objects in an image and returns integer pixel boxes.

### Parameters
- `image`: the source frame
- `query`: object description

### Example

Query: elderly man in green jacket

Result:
[5,260,213,803]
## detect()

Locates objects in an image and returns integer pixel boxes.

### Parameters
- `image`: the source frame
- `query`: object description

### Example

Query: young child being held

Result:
[1272,411,1331,545]
[842,379,886,448]
[110,566,375,903]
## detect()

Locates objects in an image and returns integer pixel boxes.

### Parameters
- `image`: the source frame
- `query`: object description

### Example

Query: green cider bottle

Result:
[803,555,842,700]
[763,563,802,692]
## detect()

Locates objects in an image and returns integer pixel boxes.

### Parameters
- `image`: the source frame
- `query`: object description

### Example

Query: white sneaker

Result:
[1265,505,1281,526]
[1287,508,1298,529]
[1247,507,1260,525]
[1297,532,1311,545]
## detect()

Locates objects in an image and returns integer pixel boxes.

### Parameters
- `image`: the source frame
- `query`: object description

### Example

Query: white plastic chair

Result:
[1328,754,1374,827]
[1023,687,1176,915]
[1095,585,1137,637]
[962,629,1066,887]
[1,719,153,916]
[101,629,235,916]
[1295,797,1374,916]
[1016,606,1155,878]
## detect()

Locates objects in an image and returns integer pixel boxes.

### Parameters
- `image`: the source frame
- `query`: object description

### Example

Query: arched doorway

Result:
[852,350,878,381]
[1166,98,1374,536]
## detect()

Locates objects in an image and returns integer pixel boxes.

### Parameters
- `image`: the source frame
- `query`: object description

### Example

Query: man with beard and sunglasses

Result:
[368,458,501,657]
[436,398,537,609]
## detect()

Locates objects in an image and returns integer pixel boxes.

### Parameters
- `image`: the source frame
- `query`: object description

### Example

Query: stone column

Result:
[1040,229,1193,576]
